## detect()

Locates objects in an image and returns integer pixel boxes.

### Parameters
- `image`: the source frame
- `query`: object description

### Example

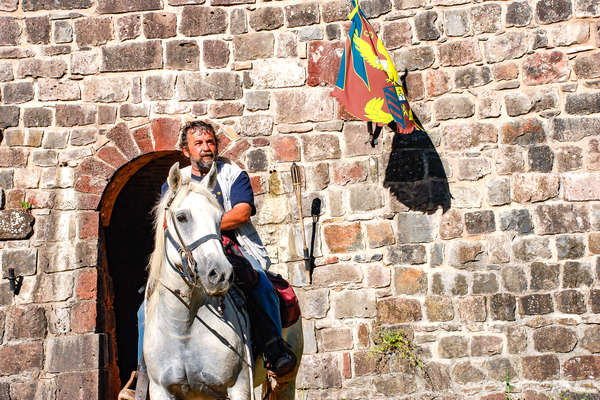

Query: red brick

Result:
[106,122,140,160]
[78,158,115,180]
[249,175,266,195]
[74,175,106,195]
[323,222,363,253]
[406,72,425,101]
[77,194,101,210]
[71,301,97,333]
[78,211,99,239]
[271,136,300,162]
[221,139,250,163]
[357,323,369,348]
[425,69,451,97]
[152,118,180,151]
[26,190,55,209]
[342,352,351,379]
[5,189,25,209]
[0,342,43,376]
[77,268,98,300]
[307,41,344,87]
[96,145,128,169]
[132,125,154,154]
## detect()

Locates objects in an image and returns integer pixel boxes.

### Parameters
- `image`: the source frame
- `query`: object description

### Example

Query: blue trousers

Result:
[137,250,282,363]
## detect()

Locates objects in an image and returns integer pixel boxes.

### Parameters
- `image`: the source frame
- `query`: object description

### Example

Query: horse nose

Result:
[207,267,226,286]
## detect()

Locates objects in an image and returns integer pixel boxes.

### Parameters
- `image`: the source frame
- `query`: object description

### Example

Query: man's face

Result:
[182,128,218,172]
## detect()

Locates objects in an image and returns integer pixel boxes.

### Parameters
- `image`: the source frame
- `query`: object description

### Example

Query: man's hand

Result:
[221,203,252,231]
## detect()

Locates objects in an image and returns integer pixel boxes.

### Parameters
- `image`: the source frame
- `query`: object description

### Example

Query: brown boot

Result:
[264,338,296,377]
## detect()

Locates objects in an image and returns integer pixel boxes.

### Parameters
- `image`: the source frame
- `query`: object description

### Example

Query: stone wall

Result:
[0,0,600,398]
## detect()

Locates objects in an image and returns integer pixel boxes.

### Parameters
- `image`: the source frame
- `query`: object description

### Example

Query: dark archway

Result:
[100,151,189,388]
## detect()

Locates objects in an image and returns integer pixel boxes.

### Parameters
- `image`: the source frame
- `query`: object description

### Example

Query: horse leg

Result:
[226,369,251,400]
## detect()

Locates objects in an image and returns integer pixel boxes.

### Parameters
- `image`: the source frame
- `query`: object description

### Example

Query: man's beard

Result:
[193,153,214,172]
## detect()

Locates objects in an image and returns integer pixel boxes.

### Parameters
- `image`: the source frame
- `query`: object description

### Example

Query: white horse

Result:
[143,162,303,400]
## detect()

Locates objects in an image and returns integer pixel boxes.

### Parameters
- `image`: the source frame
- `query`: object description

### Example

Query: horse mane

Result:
[146,175,223,301]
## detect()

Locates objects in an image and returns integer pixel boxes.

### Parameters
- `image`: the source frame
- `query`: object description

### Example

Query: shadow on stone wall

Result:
[384,129,451,214]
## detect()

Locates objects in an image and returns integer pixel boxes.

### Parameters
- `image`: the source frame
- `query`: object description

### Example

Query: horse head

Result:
[162,162,233,299]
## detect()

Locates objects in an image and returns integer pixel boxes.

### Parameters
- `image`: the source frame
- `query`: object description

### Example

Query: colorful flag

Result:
[331,0,422,137]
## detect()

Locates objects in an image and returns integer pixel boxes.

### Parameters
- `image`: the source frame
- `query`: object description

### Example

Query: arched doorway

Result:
[99,150,189,391]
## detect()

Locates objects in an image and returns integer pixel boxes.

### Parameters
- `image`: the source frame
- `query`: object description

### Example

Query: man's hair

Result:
[178,120,218,150]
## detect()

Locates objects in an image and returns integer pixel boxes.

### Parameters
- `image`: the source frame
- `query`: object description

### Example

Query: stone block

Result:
[82,76,130,103]
[500,209,533,234]
[332,160,367,186]
[0,248,37,277]
[563,261,593,288]
[472,272,498,294]
[101,41,162,72]
[512,174,558,203]
[4,129,42,147]
[312,264,361,287]
[444,9,469,37]
[0,209,34,240]
[528,145,554,172]
[203,39,229,69]
[553,116,600,142]
[556,236,585,260]
[425,69,451,98]
[425,296,454,321]
[176,72,242,101]
[394,46,435,71]
[522,355,559,381]
[557,146,583,172]
[332,290,376,318]
[0,62,13,82]
[582,326,600,353]
[6,306,46,340]
[438,336,468,358]
[97,0,161,13]
[71,51,99,76]
[342,122,380,157]
[574,52,600,79]
[448,240,484,267]
[535,204,589,234]
[470,3,501,33]
[249,6,283,31]
[55,371,99,400]
[501,265,527,293]
[563,356,600,381]
[523,51,569,86]
[116,14,141,41]
[56,104,96,127]
[0,0,17,11]
[2,82,34,104]
[533,326,577,352]
[143,12,177,39]
[143,74,175,101]
[250,59,305,89]
[360,0,392,18]
[415,11,440,41]
[471,335,502,356]
[323,222,362,253]
[519,293,554,315]
[566,92,600,116]
[506,1,532,26]
[432,271,467,296]
[496,146,526,175]
[382,20,412,50]
[434,95,475,120]
[322,0,352,23]
[245,91,269,111]
[46,334,104,372]
[307,41,344,87]
[296,353,342,389]
[165,40,199,70]
[349,184,383,212]
[37,79,80,102]
[301,134,340,161]
[464,211,495,234]
[458,296,487,322]
[457,158,491,181]
[394,267,427,295]
[74,17,112,47]
[317,327,353,351]
[501,118,546,145]
[285,2,319,28]
[0,342,43,376]
[491,293,516,321]
[455,66,492,90]
[592,289,600,313]
[376,297,422,324]
[512,236,551,262]
[439,209,463,240]
[439,39,482,67]
[0,148,27,168]
[230,8,247,35]
[395,213,435,243]
[384,244,426,265]
[535,0,572,24]
[0,17,20,46]
[296,288,328,318]
[452,361,486,384]
[54,20,73,43]
[233,33,275,61]
[25,16,50,44]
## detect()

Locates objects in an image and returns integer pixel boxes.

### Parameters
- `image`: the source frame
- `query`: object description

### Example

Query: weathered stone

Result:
[349,184,383,212]
[376,297,422,323]
[489,235,512,264]
[395,213,435,243]
[582,326,600,353]
[425,296,454,321]
[284,2,319,28]
[0,148,27,168]
[394,46,435,71]
[471,335,503,356]
[296,353,342,389]
[316,327,353,352]
[455,66,492,89]
[535,0,572,24]
[471,272,498,294]
[4,129,42,147]
[457,158,491,181]
[485,177,510,206]
[500,210,533,234]
[3,82,34,104]
[82,76,130,103]
[17,59,67,79]
[445,9,469,37]
[56,104,96,127]
[0,17,20,46]
[36,79,79,102]
[523,51,569,86]
[385,244,426,265]
[556,236,585,260]
[512,236,551,262]
[274,89,335,124]
[507,1,533,26]
[202,39,229,69]
[0,210,34,240]
[533,326,577,352]
[142,12,177,39]
[0,342,43,376]
[522,354,559,381]
[5,306,46,340]
[592,289,600,313]
[46,334,103,372]
[0,248,37,277]
[486,358,518,382]
[563,356,600,381]
[464,211,495,234]
[574,52,600,79]
[230,8,247,35]
[425,70,451,98]
[439,209,463,240]
[101,41,162,72]
[116,14,141,41]
[458,296,487,322]
[550,21,590,47]
[566,92,600,115]
[491,293,516,320]
[251,59,305,89]
[71,52,99,76]
[245,91,269,112]
[382,20,412,50]
[432,272,467,295]
[501,118,546,145]
[248,6,283,31]
[233,33,275,61]
[323,222,362,253]
[528,145,554,172]
[512,174,559,203]
[332,290,376,318]
[439,39,482,67]
[535,204,589,234]
[25,16,50,44]
[0,0,17,11]
[520,293,554,315]
[97,0,161,13]
[563,261,593,288]
[0,62,13,82]
[505,92,533,117]
[439,336,468,358]
[143,74,175,101]
[448,241,484,267]
[165,40,199,71]
[415,11,440,41]
[501,265,527,293]
[434,95,475,120]
[296,288,328,318]
[177,72,242,101]
[394,267,427,295]
[554,117,600,142]
[74,17,112,47]
[556,146,582,172]
[298,26,323,42]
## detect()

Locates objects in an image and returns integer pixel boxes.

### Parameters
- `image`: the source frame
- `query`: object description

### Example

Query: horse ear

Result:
[203,162,217,191]
[167,162,181,192]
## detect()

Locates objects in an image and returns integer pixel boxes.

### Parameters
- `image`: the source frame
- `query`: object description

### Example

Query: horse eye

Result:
[176,213,187,223]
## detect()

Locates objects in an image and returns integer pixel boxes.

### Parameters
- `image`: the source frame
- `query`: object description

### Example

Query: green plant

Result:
[21,201,32,211]
[370,326,423,369]
[505,370,513,400]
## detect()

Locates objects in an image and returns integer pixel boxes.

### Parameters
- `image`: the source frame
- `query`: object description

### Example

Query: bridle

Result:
[162,190,222,295]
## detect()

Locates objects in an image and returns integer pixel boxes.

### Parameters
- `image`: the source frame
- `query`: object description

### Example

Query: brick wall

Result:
[0,0,599,398]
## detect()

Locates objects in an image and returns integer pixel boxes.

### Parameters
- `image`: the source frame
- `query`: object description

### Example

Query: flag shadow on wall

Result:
[384,128,451,214]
